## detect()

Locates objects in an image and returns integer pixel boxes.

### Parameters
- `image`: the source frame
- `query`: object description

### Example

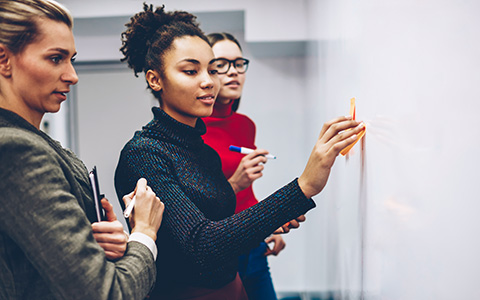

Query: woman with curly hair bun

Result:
[115,3,364,299]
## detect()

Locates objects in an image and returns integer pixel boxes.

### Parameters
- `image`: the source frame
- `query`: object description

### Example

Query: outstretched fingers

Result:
[331,122,365,156]
[318,116,352,142]
[321,119,364,157]
[319,116,359,142]
[298,117,365,198]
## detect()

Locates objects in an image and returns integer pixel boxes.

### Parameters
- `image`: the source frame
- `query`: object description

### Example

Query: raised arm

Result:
[298,116,364,198]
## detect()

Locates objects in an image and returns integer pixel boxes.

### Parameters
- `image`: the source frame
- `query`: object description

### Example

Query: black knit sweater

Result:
[115,107,316,298]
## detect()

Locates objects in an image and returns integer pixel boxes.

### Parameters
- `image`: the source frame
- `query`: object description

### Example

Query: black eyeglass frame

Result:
[213,58,250,74]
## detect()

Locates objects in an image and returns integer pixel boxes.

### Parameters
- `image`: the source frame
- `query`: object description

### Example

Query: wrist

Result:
[228,179,239,194]
[131,225,157,241]
[297,176,314,199]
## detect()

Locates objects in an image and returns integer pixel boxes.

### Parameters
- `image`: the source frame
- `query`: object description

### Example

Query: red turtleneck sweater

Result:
[202,101,259,213]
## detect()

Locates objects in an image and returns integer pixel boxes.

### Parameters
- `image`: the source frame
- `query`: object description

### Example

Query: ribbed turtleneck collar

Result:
[145,107,206,149]
[210,100,234,118]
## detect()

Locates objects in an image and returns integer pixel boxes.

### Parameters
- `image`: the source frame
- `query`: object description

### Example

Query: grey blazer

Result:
[0,108,155,300]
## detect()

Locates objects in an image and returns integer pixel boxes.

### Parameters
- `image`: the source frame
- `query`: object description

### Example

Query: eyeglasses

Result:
[213,58,250,74]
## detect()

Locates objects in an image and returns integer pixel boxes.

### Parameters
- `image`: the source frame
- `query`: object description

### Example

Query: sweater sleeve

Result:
[0,129,155,300]
[116,143,316,272]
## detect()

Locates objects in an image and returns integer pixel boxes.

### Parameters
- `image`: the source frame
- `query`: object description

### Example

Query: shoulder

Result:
[0,127,90,196]
[120,132,168,161]
[229,112,256,137]
[0,127,56,157]
[232,112,256,127]
[203,143,221,159]
[116,132,175,180]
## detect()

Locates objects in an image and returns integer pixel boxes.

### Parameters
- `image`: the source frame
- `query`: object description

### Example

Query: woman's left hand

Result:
[91,198,128,260]
[273,215,307,234]
[264,235,286,256]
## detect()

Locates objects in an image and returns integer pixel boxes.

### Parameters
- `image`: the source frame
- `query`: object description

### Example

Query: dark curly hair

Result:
[206,32,244,112]
[120,3,209,100]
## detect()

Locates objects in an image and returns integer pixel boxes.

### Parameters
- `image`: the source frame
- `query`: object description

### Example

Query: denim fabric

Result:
[238,242,278,300]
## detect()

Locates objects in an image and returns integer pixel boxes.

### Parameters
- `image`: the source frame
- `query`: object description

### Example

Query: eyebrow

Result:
[179,58,218,65]
[180,59,200,65]
[215,57,243,61]
[48,48,76,57]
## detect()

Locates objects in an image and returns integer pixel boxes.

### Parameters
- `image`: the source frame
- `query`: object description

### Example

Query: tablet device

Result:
[89,166,106,222]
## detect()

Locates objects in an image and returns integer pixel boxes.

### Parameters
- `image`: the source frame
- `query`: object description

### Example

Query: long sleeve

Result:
[114,109,316,293]
[118,145,312,268]
[0,127,156,300]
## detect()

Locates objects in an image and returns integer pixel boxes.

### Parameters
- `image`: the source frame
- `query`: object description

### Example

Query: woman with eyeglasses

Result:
[114,4,364,299]
[202,32,285,300]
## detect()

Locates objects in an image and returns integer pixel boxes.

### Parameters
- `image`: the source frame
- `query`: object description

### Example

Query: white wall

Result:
[306,0,480,299]
[72,65,157,228]
[62,0,309,41]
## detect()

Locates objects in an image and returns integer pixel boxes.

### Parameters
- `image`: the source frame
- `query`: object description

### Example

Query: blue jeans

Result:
[238,242,277,300]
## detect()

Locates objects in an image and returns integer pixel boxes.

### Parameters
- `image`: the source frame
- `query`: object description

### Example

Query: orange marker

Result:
[340,97,366,156]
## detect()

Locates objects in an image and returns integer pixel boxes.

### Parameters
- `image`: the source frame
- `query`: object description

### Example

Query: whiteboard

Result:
[304,0,480,298]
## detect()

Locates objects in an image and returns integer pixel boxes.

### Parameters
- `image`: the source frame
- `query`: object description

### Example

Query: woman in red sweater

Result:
[202,32,285,300]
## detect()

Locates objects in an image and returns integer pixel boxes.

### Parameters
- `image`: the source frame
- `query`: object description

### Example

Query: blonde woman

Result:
[0,1,164,299]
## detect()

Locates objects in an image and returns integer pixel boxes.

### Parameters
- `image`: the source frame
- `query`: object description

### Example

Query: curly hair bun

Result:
[120,3,205,77]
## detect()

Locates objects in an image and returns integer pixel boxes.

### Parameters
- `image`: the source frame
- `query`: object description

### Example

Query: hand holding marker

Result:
[229,145,276,160]
[229,145,304,233]
[123,195,136,218]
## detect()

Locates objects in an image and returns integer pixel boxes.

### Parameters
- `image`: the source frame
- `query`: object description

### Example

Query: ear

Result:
[145,69,162,92]
[0,44,12,77]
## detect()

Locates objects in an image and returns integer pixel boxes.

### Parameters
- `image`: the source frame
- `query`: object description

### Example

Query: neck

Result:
[211,99,235,118]
[159,105,198,128]
[217,97,233,105]
[0,94,42,129]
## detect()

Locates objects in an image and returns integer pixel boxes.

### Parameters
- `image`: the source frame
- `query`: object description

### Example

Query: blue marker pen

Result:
[229,145,276,160]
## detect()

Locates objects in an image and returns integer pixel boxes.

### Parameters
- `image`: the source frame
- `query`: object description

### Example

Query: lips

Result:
[55,90,69,95]
[197,94,216,105]
[225,81,240,86]
[53,91,69,100]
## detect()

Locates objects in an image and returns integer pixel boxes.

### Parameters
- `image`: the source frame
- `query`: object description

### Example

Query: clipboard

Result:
[88,166,106,222]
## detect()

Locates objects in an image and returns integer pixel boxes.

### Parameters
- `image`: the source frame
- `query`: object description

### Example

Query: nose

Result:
[200,70,215,89]
[226,62,238,76]
[61,62,79,85]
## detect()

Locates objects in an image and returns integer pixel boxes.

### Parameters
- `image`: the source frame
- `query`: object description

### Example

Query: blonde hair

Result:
[0,0,73,53]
